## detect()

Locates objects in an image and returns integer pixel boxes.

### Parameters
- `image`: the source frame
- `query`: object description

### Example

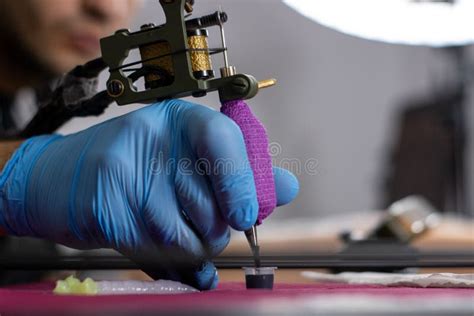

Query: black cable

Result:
[111,47,227,72]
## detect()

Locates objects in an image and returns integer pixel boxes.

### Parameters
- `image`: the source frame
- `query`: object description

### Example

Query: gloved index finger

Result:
[181,101,258,231]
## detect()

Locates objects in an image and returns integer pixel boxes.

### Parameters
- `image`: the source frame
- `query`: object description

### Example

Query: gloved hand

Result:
[0,99,299,290]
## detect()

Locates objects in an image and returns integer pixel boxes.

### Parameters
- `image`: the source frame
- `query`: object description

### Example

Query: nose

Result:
[82,0,134,25]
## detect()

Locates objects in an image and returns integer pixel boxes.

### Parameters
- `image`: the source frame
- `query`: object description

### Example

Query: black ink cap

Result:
[243,267,277,290]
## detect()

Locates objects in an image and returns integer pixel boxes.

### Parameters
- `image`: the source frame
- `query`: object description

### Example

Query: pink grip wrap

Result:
[220,100,276,224]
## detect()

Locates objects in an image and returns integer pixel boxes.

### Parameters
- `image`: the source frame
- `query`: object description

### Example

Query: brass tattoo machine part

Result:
[258,78,277,90]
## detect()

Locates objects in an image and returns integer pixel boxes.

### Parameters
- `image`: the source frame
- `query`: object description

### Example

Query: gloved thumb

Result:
[273,166,299,206]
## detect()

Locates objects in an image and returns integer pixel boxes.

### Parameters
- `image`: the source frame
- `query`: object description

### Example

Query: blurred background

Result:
[56,0,474,220]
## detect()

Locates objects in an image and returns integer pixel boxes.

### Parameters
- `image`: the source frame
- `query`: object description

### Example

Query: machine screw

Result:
[231,77,249,94]
[107,80,125,97]
[115,28,129,35]
[186,11,228,30]
[140,23,156,30]
[185,0,194,13]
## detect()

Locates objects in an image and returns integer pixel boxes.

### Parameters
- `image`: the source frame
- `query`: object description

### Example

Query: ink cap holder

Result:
[243,267,277,290]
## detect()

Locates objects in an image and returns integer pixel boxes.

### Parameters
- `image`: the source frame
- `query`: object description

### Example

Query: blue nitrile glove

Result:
[0,99,298,290]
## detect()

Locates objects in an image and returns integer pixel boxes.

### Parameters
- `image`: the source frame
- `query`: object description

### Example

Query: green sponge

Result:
[53,275,98,295]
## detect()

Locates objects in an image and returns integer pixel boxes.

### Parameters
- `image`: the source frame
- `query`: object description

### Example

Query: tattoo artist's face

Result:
[4,0,140,74]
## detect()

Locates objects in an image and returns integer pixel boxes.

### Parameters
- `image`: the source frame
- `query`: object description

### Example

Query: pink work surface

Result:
[0,282,473,315]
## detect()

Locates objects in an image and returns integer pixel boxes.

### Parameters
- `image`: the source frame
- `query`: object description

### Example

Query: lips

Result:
[69,32,101,56]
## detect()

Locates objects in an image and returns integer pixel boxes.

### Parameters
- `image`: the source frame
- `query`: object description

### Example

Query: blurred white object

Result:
[97,279,198,295]
[302,271,474,288]
[283,0,474,47]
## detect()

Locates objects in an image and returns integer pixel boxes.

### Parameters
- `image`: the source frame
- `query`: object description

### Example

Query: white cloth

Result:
[301,271,474,288]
